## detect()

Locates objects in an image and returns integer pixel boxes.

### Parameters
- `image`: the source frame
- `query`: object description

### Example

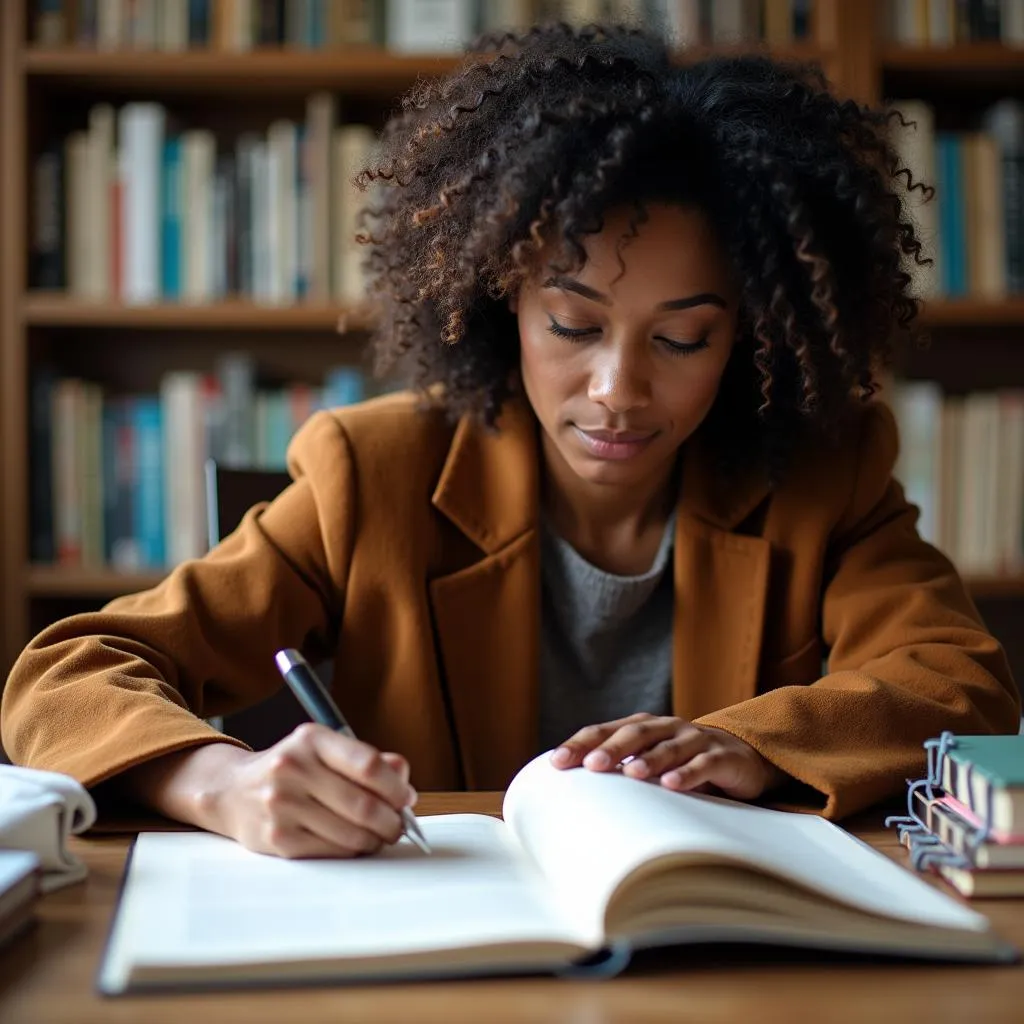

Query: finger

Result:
[622,725,709,780]
[550,714,659,768]
[289,796,392,857]
[301,761,406,845]
[380,752,414,799]
[294,723,414,811]
[660,750,735,793]
[259,809,377,860]
[581,716,682,771]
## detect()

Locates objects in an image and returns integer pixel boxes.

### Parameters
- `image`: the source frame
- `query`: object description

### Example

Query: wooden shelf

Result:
[918,298,1024,327]
[22,293,374,332]
[883,43,1024,70]
[24,294,1024,332]
[27,565,168,599]
[882,43,1024,89]
[21,44,830,96]
[22,47,464,96]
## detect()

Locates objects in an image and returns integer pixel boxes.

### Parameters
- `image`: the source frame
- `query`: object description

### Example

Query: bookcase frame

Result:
[2,1,1024,676]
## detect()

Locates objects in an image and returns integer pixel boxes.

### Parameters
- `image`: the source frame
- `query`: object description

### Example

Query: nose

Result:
[586,341,652,414]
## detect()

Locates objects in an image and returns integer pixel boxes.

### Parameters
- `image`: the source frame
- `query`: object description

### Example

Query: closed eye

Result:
[547,317,709,356]
[546,317,599,340]
[657,336,710,356]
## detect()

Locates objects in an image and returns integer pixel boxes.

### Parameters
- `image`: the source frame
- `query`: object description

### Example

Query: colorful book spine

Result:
[132,396,166,569]
[936,132,967,296]
[161,137,182,300]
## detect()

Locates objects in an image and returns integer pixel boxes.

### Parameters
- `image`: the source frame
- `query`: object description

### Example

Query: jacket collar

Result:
[431,399,540,553]
[431,397,771,543]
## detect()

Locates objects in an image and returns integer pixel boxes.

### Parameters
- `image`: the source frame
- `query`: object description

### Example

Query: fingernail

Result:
[405,787,418,807]
[662,771,681,789]
[627,758,649,777]
[551,747,572,766]
[584,750,611,770]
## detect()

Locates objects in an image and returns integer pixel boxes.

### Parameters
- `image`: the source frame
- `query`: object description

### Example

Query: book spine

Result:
[188,0,210,45]
[31,146,64,290]
[162,137,182,300]
[119,103,166,305]
[30,372,56,564]
[110,397,141,570]
[132,396,165,568]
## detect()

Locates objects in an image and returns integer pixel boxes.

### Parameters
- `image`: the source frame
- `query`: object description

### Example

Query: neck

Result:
[540,431,679,551]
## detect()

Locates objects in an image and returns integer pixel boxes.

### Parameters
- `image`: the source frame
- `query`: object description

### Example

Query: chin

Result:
[568,455,652,487]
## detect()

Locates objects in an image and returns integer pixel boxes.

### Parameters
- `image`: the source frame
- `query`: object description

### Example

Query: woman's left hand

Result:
[549,713,786,800]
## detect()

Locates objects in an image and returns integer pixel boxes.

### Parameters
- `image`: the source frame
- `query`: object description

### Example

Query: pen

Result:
[274,648,431,855]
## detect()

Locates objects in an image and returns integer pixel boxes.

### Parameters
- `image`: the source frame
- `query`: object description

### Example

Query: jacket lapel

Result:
[429,402,541,790]
[672,437,772,720]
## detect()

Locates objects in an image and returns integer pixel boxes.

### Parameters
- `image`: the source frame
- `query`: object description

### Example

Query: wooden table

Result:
[0,793,1021,1024]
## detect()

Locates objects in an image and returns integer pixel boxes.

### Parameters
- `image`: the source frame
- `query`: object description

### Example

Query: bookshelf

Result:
[2,1,1023,685]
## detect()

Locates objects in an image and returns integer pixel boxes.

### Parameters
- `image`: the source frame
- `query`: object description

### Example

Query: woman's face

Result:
[515,203,738,490]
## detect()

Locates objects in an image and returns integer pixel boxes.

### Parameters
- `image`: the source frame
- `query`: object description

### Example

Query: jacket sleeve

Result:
[696,402,1021,820]
[1,411,356,788]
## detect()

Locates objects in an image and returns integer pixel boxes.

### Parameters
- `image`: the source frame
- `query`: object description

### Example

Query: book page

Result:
[503,754,990,941]
[100,814,588,992]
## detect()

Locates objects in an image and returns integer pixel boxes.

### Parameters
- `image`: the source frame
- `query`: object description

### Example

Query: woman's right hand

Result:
[120,724,418,859]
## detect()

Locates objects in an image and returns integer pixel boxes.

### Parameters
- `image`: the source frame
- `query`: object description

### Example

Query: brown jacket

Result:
[2,393,1019,819]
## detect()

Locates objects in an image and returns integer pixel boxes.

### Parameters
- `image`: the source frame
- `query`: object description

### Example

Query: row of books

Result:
[890,382,1024,577]
[890,99,1024,298]
[30,357,368,571]
[885,0,1024,47]
[33,98,374,305]
[890,732,1024,898]
[32,1,823,53]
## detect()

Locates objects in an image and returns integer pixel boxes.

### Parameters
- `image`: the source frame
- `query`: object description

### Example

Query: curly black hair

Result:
[359,22,930,474]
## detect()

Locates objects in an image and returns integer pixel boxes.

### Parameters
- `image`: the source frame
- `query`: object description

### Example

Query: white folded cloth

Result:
[0,765,97,892]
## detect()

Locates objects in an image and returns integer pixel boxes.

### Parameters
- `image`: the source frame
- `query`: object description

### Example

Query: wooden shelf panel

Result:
[21,44,830,96]
[918,298,1024,327]
[23,294,1024,331]
[22,47,463,96]
[882,43,1024,90]
[27,566,168,599]
[883,43,1024,70]
[24,564,1024,601]
[22,293,373,332]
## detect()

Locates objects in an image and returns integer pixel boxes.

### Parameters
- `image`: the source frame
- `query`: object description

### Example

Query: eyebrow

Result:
[543,275,727,312]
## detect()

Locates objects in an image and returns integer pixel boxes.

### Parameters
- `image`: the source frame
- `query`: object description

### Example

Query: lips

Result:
[578,428,657,444]
[573,425,659,461]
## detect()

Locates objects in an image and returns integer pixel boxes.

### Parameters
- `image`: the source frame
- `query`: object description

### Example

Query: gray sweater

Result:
[537,515,675,752]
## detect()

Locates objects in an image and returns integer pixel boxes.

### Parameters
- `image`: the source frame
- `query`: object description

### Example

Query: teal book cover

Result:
[945,735,1024,789]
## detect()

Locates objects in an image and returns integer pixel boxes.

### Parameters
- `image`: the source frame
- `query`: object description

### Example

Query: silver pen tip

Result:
[403,810,432,854]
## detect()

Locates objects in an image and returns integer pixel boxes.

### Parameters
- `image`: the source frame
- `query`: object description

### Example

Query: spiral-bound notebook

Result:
[97,754,1016,994]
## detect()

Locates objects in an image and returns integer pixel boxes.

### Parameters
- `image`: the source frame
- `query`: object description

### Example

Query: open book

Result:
[99,754,1017,993]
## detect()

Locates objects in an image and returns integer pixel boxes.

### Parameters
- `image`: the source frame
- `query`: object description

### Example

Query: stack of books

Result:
[889,733,1024,897]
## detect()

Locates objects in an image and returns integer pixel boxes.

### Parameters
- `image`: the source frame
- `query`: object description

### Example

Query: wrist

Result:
[120,742,253,831]
[759,756,788,794]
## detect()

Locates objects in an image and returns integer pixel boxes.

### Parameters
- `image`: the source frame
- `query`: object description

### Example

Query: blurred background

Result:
[1,1,1022,700]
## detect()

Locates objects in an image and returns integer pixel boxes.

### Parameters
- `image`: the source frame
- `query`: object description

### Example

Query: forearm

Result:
[116,742,253,832]
[698,660,1021,819]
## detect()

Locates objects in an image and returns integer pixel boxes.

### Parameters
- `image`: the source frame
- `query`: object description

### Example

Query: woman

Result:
[2,24,1019,859]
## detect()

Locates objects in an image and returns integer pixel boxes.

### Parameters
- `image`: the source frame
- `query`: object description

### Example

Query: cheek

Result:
[658,356,731,427]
